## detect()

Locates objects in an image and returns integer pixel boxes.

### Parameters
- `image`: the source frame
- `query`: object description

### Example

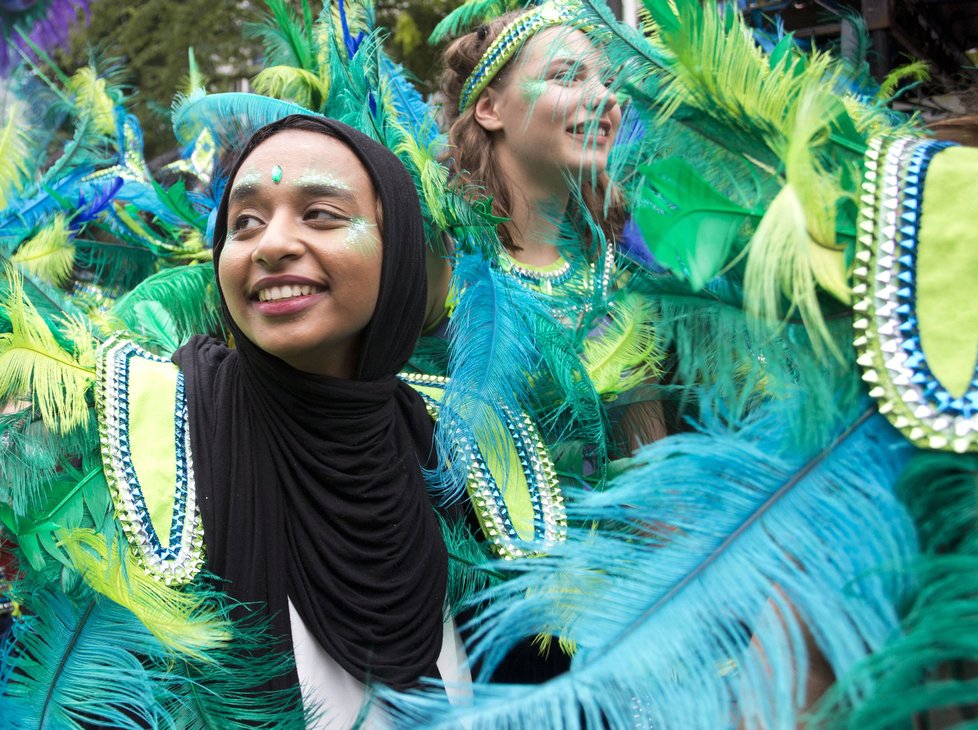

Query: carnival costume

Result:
[2,0,978,727]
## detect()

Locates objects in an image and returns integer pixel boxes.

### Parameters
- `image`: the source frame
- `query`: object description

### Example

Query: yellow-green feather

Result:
[59,528,233,661]
[0,268,95,434]
[11,214,76,287]
[583,292,664,395]
[0,102,32,209]
[252,65,331,111]
[67,67,117,137]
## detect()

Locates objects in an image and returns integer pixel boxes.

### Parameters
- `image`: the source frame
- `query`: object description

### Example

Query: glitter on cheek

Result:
[519,78,547,102]
[344,216,379,254]
[271,165,283,184]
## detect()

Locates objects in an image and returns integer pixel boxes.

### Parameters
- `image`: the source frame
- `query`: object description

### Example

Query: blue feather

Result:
[386,400,918,728]
[380,57,439,146]
[172,92,312,152]
[71,177,124,227]
[432,253,551,502]
[0,592,177,729]
[0,169,95,251]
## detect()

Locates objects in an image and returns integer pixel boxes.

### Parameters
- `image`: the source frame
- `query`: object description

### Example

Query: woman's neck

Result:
[505,185,570,268]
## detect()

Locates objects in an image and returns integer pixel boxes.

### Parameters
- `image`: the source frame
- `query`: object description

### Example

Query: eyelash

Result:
[305,208,342,223]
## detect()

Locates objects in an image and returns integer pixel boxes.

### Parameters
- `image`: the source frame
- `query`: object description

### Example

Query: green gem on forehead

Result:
[271,165,283,184]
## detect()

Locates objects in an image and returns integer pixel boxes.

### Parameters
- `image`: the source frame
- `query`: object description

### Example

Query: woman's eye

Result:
[551,66,583,84]
[232,214,262,232]
[305,208,342,223]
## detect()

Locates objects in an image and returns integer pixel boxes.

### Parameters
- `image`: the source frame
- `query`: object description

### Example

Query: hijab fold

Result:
[173,116,446,692]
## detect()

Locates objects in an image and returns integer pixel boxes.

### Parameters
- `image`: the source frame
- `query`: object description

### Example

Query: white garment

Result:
[289,600,471,729]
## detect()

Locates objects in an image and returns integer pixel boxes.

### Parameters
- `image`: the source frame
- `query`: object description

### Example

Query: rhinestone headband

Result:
[458,1,578,113]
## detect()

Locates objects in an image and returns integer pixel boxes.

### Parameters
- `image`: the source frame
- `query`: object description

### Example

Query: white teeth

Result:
[257,284,319,302]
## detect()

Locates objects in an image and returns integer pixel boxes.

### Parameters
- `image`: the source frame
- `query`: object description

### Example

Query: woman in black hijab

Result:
[172,114,449,723]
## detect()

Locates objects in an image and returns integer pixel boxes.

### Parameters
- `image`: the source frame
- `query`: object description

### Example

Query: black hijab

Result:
[173,115,447,693]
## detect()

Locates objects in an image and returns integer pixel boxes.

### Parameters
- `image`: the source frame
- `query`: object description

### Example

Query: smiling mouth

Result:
[256,284,324,302]
[567,121,611,138]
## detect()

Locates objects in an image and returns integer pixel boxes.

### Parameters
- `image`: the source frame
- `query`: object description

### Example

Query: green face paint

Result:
[271,165,283,184]
[292,171,352,191]
[345,215,378,255]
[234,168,262,189]
[519,78,547,102]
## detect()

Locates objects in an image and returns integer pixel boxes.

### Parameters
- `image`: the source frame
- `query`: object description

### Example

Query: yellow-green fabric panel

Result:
[917,145,978,398]
[127,357,179,548]
[477,415,534,540]
[405,381,535,540]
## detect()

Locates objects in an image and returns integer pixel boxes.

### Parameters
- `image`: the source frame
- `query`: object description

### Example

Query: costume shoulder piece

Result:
[96,336,205,586]
[399,372,567,559]
[853,138,978,453]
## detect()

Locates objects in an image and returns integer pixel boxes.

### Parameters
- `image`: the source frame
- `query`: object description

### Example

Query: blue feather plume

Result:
[172,92,312,152]
[0,591,177,729]
[432,253,551,502]
[379,57,439,147]
[385,400,918,728]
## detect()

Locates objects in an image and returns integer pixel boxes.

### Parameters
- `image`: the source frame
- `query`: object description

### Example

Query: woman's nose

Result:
[585,79,618,113]
[251,217,304,267]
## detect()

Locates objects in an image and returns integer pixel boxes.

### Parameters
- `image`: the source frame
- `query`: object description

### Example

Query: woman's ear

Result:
[473,89,504,132]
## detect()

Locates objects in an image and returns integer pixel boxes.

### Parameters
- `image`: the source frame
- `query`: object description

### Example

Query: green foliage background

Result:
[60,0,461,163]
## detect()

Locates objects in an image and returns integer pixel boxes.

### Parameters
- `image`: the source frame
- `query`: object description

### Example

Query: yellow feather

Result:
[0,267,95,434]
[67,67,117,137]
[0,102,31,208]
[583,292,664,395]
[252,65,330,110]
[60,529,232,660]
[11,214,75,287]
[743,183,842,360]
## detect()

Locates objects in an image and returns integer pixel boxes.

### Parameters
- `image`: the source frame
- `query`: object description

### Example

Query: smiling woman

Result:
[168,114,459,724]
[218,128,383,378]
[409,0,668,685]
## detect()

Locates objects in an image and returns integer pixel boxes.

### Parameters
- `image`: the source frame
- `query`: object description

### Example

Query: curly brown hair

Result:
[438,11,626,253]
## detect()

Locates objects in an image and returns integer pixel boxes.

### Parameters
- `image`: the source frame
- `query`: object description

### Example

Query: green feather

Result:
[440,514,503,618]
[429,0,519,44]
[247,0,319,72]
[110,263,224,347]
[812,453,978,728]
[635,158,760,291]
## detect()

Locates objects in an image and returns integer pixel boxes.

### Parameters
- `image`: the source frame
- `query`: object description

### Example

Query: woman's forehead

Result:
[232,129,375,199]
[519,26,597,66]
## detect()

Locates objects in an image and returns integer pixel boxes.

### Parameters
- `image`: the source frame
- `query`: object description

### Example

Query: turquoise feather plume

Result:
[0,591,182,729]
[0,586,307,729]
[433,253,549,501]
[384,400,917,728]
